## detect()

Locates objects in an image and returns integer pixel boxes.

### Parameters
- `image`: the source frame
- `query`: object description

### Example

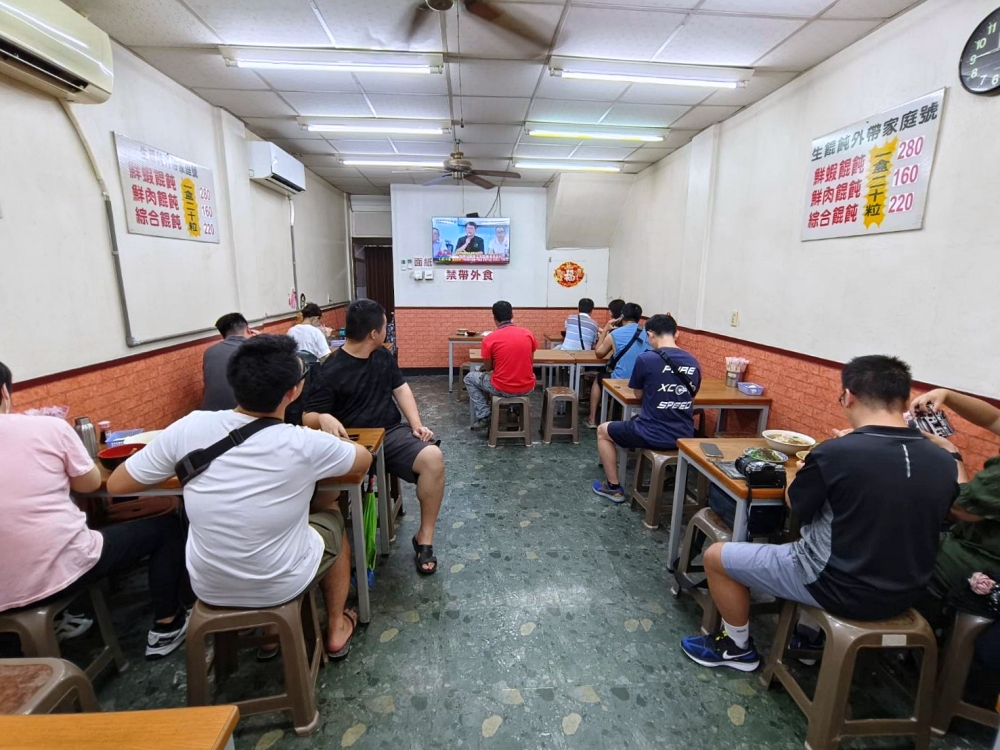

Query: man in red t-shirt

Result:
[464,301,538,430]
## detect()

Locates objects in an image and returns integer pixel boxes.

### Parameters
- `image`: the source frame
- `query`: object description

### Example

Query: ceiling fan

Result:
[395,143,521,189]
[407,0,551,51]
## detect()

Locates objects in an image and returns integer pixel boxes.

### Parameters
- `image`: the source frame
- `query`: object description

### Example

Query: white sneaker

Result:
[55,611,94,642]
[145,611,189,659]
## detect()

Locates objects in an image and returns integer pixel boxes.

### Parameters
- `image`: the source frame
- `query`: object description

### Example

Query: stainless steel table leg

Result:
[448,341,455,392]
[376,445,390,557]
[600,387,609,424]
[757,405,770,435]
[349,484,370,624]
[666,455,690,571]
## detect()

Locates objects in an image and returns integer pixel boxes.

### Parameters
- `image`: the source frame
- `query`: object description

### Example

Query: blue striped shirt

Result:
[560,313,599,350]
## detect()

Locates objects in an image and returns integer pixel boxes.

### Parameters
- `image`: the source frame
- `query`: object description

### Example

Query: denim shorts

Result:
[721,542,820,607]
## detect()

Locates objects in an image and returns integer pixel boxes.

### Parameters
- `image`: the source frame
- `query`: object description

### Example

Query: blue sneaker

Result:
[681,631,760,672]
[592,480,625,503]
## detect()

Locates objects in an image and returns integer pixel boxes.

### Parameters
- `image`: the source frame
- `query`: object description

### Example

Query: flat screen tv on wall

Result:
[431,217,510,264]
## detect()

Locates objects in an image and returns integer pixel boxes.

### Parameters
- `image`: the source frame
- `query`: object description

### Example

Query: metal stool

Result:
[0,658,100,714]
[932,612,999,735]
[628,450,679,529]
[540,387,579,444]
[185,588,326,736]
[760,603,938,750]
[457,363,472,402]
[0,585,127,682]
[488,396,532,448]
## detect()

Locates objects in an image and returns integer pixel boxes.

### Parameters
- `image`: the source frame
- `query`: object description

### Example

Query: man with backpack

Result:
[592,314,701,503]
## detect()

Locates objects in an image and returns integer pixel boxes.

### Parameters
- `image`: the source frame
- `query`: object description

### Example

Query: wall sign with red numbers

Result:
[801,89,944,242]
[115,133,220,244]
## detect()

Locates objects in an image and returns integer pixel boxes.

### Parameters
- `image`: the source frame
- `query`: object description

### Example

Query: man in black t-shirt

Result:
[304,300,444,575]
[681,355,959,672]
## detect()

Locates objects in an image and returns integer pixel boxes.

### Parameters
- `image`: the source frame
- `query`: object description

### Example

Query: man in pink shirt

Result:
[0,362,190,659]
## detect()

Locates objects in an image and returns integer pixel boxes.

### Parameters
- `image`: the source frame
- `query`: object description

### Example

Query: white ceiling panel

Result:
[824,0,922,19]
[311,166,363,178]
[663,130,698,147]
[618,84,715,106]
[624,147,675,162]
[449,60,544,98]
[194,89,297,118]
[601,103,691,127]
[456,97,531,124]
[63,0,220,46]
[755,19,881,71]
[534,72,629,102]
[656,14,807,65]
[281,92,373,117]
[455,143,518,158]
[340,186,388,195]
[132,48,268,90]
[702,71,799,106]
[353,71,450,95]
[184,0,331,45]
[446,3,564,59]
[529,99,611,124]
[389,142,455,156]
[453,125,525,142]
[555,7,687,61]
[325,140,399,154]
[253,69,360,93]
[514,143,580,159]
[386,131,455,143]
[298,157,357,172]
[570,145,638,160]
[271,139,338,156]
[699,0,832,16]
[667,105,741,130]
[368,94,451,119]
[243,118,324,140]
[571,0,699,7]
[312,0,443,51]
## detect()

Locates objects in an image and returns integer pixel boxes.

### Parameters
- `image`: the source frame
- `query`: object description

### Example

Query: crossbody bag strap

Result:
[607,326,643,373]
[175,417,283,487]
[653,349,700,397]
[576,314,585,350]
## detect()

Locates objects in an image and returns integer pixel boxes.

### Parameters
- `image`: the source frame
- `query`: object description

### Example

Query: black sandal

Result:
[412,535,438,575]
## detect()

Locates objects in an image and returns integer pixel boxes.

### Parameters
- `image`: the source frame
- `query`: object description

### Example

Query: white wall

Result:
[546,173,634,249]
[391,184,549,307]
[0,43,349,381]
[609,0,1000,397]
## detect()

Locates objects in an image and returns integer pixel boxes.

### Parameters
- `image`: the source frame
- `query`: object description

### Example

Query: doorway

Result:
[352,238,394,316]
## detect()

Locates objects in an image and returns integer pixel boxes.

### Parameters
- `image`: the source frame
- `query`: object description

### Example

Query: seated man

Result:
[559,298,600,352]
[681,355,959,671]
[109,336,370,659]
[592,314,701,503]
[303,300,444,576]
[287,302,332,362]
[587,302,649,428]
[464,301,538,432]
[201,312,252,411]
[0,361,190,659]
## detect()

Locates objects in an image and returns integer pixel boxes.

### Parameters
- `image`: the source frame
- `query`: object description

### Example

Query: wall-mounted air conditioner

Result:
[0,0,113,104]
[247,141,306,196]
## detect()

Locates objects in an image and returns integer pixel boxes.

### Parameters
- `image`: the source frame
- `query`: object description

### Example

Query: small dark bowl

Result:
[98,444,143,471]
[466,331,479,336]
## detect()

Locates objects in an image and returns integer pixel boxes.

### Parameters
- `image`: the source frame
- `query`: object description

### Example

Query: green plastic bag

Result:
[363,475,378,573]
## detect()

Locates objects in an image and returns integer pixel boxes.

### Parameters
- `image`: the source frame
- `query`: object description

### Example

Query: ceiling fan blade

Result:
[422,173,455,186]
[407,3,435,41]
[470,169,521,179]
[465,173,496,189]
[463,0,551,51]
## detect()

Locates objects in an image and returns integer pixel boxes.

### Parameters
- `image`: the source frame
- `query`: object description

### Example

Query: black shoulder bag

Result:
[605,326,644,374]
[175,418,282,487]
[652,349,700,397]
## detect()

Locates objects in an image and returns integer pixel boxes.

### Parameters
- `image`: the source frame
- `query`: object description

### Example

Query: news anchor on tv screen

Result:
[454,222,484,253]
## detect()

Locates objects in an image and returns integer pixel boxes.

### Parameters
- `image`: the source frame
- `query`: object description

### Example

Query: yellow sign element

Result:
[864,136,896,229]
[554,261,585,288]
[181,177,200,237]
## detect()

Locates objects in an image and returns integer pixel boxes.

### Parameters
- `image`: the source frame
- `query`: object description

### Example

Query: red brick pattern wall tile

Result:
[10,307,347,433]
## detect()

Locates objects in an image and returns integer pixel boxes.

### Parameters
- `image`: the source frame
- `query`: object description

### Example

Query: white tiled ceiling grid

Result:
[66,0,924,195]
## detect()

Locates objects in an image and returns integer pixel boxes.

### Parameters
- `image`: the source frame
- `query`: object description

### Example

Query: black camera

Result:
[734,457,787,489]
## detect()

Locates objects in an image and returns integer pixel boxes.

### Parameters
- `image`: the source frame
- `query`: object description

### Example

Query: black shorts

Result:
[607,420,655,450]
[383,423,438,483]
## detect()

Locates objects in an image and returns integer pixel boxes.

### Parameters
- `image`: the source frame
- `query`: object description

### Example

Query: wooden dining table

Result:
[0,705,239,750]
[542,331,564,349]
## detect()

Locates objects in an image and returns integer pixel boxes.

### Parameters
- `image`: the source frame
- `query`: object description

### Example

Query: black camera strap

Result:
[175,417,282,487]
[652,349,700,397]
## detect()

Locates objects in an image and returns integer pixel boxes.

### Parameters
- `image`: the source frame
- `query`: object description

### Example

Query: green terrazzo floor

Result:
[56,377,997,749]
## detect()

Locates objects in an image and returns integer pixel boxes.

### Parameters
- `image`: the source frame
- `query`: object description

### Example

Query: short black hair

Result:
[841,355,912,410]
[0,361,12,395]
[301,302,323,319]
[578,298,595,314]
[621,302,642,322]
[645,314,678,337]
[215,312,248,338]
[466,221,477,228]
[227,334,302,412]
[608,299,625,318]
[492,300,513,323]
[345,299,386,341]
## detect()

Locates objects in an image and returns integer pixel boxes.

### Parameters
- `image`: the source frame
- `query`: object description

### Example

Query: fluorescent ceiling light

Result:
[526,125,664,142]
[219,46,444,75]
[342,159,443,168]
[515,161,621,173]
[299,118,449,136]
[550,56,752,89]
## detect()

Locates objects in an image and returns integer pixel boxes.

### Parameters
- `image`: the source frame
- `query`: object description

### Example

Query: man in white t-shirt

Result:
[109,334,370,659]
[287,302,332,361]
[487,226,509,257]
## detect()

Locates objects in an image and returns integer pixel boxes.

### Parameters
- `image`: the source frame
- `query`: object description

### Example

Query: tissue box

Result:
[737,382,765,396]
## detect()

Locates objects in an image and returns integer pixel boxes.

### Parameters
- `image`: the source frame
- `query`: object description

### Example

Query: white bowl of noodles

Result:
[762,430,816,455]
